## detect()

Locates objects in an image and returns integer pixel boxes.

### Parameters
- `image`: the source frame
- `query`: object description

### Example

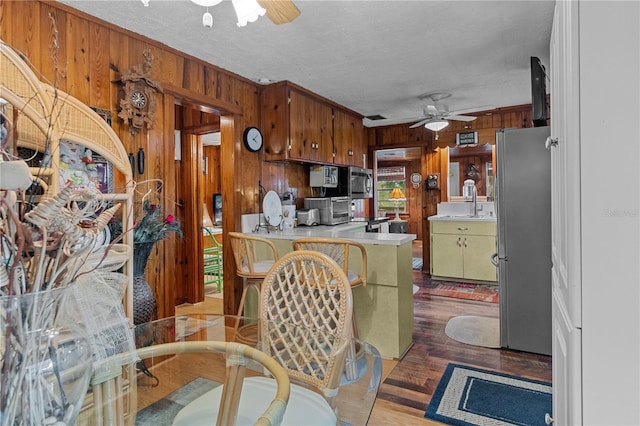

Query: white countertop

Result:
[428,214,497,222]
[246,222,416,246]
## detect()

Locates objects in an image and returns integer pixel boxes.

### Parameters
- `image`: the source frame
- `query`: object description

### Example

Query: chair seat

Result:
[173,376,336,426]
[241,260,275,275]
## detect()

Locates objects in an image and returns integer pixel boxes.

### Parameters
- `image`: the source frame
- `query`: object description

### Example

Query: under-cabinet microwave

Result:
[309,165,339,188]
[348,166,373,199]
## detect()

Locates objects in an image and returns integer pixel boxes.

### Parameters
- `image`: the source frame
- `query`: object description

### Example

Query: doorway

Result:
[374,146,424,257]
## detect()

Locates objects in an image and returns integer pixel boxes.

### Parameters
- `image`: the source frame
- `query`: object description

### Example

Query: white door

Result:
[550,0,582,423]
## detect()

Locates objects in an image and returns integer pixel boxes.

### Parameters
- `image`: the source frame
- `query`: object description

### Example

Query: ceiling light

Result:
[140,0,149,6]
[232,0,266,27]
[202,11,213,28]
[191,0,223,6]
[424,120,449,132]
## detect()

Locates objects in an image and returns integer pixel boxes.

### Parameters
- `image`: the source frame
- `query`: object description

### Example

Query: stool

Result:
[228,232,279,344]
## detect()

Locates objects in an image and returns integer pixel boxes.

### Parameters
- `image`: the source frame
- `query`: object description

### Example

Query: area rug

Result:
[425,363,552,426]
[135,377,220,425]
[445,316,500,348]
[412,257,423,270]
[424,281,498,303]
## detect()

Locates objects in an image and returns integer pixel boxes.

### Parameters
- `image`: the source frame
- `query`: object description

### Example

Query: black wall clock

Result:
[243,127,263,152]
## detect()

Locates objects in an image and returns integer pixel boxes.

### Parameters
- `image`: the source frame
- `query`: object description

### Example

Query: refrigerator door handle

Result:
[490,252,499,267]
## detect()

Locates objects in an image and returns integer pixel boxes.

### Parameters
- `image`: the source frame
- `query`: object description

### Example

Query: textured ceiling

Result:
[59,0,555,128]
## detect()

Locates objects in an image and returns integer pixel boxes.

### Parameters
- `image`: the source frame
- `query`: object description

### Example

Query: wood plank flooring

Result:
[176,241,552,425]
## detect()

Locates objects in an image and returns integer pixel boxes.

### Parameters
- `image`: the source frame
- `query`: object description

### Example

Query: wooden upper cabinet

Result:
[261,81,364,165]
[333,108,365,167]
[290,90,333,163]
[262,82,333,164]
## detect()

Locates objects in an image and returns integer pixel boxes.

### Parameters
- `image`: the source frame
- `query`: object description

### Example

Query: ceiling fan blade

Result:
[448,105,496,115]
[257,0,301,25]
[447,115,477,122]
[425,105,439,116]
[409,118,431,129]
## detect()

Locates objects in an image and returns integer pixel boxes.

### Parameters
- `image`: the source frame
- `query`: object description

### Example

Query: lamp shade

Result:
[232,0,266,27]
[424,119,449,132]
[389,187,406,200]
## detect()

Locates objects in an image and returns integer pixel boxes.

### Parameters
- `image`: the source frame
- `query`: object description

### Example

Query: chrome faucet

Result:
[472,185,478,217]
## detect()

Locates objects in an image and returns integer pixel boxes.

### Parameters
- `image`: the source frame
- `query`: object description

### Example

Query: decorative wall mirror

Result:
[439,144,495,202]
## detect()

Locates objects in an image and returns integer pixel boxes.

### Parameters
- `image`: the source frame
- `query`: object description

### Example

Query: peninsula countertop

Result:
[245,222,416,246]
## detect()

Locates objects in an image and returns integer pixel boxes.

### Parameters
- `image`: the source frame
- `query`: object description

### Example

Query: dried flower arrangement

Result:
[0,22,137,425]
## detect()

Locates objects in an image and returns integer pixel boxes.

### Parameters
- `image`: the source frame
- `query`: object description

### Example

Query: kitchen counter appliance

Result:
[347,166,374,199]
[297,208,319,226]
[304,197,350,225]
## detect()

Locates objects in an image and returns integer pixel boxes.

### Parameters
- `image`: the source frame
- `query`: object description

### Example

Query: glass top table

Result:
[123,314,382,426]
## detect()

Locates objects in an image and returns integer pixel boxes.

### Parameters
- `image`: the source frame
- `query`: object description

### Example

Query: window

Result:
[377,166,406,213]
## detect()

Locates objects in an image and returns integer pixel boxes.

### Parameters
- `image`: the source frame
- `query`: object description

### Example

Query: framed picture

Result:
[59,140,113,193]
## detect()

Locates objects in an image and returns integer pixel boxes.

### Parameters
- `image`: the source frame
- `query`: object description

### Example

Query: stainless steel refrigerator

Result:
[495,126,552,356]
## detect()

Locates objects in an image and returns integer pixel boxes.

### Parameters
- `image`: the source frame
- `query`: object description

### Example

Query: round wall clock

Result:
[410,173,422,184]
[243,127,263,152]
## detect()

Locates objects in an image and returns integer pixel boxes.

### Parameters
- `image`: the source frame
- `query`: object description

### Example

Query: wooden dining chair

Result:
[291,237,367,380]
[135,341,290,426]
[170,252,353,425]
[203,227,223,293]
[90,340,289,426]
[257,250,353,419]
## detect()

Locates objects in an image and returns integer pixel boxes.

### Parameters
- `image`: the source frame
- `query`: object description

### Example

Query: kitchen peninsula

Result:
[245,224,416,359]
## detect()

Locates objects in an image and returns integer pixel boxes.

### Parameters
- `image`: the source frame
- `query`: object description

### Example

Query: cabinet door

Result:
[289,90,333,163]
[289,90,316,161]
[313,100,334,163]
[462,235,497,281]
[431,234,464,279]
[333,109,365,166]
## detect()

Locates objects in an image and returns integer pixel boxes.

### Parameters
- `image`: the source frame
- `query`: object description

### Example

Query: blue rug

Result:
[425,363,552,426]
[135,377,220,425]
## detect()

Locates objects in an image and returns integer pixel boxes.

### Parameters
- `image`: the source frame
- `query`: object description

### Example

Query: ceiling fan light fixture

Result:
[232,0,266,27]
[191,0,223,6]
[424,120,449,132]
[202,10,213,28]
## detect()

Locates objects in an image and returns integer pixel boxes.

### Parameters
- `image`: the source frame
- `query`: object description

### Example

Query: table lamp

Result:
[389,187,406,221]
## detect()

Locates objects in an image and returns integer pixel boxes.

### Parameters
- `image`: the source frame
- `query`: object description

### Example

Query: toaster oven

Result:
[303,197,350,225]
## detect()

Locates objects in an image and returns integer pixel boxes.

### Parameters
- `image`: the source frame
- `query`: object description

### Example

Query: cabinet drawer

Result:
[430,220,496,236]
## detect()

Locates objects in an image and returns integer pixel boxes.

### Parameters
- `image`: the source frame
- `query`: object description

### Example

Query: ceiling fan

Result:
[186,0,300,27]
[409,93,487,129]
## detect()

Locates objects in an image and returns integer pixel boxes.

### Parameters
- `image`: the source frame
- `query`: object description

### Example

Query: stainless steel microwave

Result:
[348,166,373,199]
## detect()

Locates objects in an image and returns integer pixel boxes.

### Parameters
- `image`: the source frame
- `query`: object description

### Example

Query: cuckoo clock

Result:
[118,50,162,134]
